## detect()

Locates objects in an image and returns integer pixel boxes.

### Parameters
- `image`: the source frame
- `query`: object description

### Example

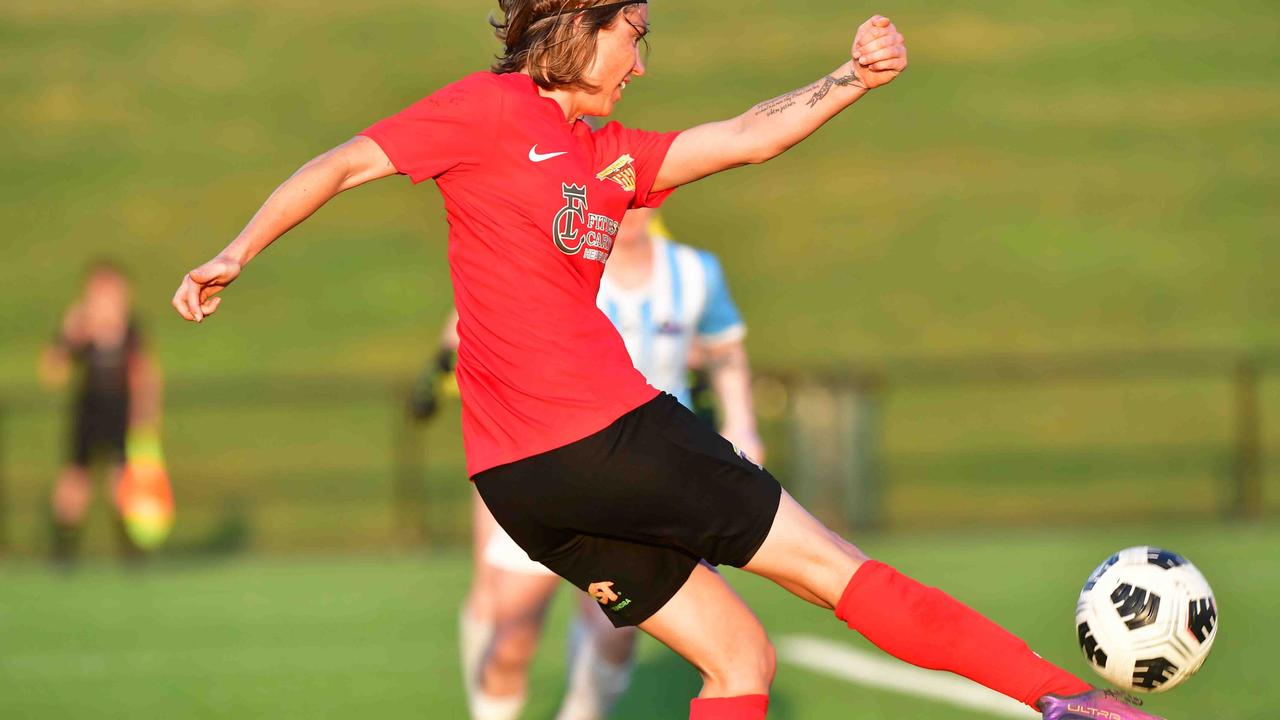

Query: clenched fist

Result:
[852,15,907,89]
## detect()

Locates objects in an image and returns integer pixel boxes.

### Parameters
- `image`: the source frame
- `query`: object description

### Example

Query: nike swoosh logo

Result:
[529,145,568,163]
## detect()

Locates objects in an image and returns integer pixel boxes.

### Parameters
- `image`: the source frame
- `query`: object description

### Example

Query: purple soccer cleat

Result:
[1038,688,1166,720]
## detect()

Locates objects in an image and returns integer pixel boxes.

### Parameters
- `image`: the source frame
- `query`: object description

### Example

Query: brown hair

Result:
[490,1,644,92]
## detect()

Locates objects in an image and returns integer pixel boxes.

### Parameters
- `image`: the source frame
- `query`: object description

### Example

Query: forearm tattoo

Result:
[753,80,820,117]
[804,72,866,107]
[752,72,866,117]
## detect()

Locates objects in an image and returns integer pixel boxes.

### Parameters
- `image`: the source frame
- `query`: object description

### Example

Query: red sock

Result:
[835,560,1091,709]
[689,694,769,719]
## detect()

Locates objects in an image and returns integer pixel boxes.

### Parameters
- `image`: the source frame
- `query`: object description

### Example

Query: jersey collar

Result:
[498,72,593,132]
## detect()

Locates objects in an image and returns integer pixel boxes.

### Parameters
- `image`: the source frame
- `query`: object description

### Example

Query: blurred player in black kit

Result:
[40,261,163,562]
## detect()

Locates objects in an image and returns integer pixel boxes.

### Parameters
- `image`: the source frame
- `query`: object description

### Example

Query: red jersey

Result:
[360,72,679,476]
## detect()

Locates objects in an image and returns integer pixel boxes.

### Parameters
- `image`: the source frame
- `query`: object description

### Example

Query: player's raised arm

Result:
[171,135,397,323]
[652,15,907,193]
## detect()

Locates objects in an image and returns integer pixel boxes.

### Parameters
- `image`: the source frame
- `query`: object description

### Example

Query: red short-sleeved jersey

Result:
[360,72,679,476]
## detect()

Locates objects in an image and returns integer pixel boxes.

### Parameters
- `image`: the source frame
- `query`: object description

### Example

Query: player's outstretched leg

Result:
[638,563,773,720]
[741,491,1163,718]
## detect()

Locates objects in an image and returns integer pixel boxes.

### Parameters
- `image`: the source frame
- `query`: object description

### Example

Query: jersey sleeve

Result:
[695,251,746,344]
[359,73,500,184]
[593,122,680,209]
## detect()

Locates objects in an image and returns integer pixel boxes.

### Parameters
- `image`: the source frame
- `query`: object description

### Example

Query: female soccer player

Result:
[172,3,1162,718]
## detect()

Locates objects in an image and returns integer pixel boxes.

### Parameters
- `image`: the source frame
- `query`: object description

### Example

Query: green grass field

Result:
[2,522,1273,719]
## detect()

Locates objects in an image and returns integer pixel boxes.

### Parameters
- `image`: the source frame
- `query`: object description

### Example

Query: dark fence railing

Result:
[0,348,1274,556]
[768,348,1278,532]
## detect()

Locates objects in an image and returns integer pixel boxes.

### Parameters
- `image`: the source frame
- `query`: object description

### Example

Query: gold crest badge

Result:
[596,154,637,192]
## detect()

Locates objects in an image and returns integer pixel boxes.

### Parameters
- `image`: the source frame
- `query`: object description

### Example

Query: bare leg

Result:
[741,489,865,608]
[53,465,93,526]
[554,595,638,720]
[466,488,502,622]
[51,465,92,562]
[461,489,501,696]
[474,567,560,719]
[577,592,636,665]
[638,563,774,699]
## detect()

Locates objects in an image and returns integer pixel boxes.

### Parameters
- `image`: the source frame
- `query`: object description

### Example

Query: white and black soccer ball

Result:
[1075,546,1217,693]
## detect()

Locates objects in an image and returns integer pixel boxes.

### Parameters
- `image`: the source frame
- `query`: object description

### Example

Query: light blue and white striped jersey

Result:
[598,235,745,408]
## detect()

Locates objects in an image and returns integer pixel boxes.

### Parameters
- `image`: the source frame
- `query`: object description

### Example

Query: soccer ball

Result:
[1075,546,1217,693]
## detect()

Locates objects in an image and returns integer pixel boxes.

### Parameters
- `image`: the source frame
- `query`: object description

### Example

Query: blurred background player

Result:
[39,261,163,562]
[412,207,764,719]
[599,208,762,462]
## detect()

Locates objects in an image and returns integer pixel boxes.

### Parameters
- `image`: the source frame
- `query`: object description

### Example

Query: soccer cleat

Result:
[1039,688,1166,720]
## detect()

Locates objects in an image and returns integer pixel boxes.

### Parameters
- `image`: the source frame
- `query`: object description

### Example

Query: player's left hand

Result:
[851,15,907,89]
[407,347,457,421]
[172,254,241,323]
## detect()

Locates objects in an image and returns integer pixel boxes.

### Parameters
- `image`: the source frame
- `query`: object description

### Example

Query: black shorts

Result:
[70,397,128,467]
[474,392,782,628]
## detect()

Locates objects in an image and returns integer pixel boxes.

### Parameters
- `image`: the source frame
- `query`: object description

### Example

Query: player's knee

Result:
[52,476,92,523]
[700,627,775,694]
[759,637,777,685]
[593,623,638,665]
[487,622,539,673]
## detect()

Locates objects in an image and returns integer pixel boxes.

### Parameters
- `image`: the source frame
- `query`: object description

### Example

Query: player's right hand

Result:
[851,15,907,89]
[172,255,242,323]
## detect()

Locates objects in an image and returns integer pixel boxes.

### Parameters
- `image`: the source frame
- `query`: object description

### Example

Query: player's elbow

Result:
[736,132,779,165]
[737,117,795,164]
[715,117,767,166]
[299,138,375,195]
[288,151,347,197]
[738,136,794,166]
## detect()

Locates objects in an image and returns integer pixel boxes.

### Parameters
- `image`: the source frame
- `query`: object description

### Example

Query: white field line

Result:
[777,634,1039,719]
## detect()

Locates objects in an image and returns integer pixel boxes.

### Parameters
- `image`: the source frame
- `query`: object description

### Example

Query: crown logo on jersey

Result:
[596,154,637,192]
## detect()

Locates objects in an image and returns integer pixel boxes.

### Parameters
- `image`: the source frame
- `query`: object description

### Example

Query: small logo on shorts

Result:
[588,581,632,612]
[588,581,619,605]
